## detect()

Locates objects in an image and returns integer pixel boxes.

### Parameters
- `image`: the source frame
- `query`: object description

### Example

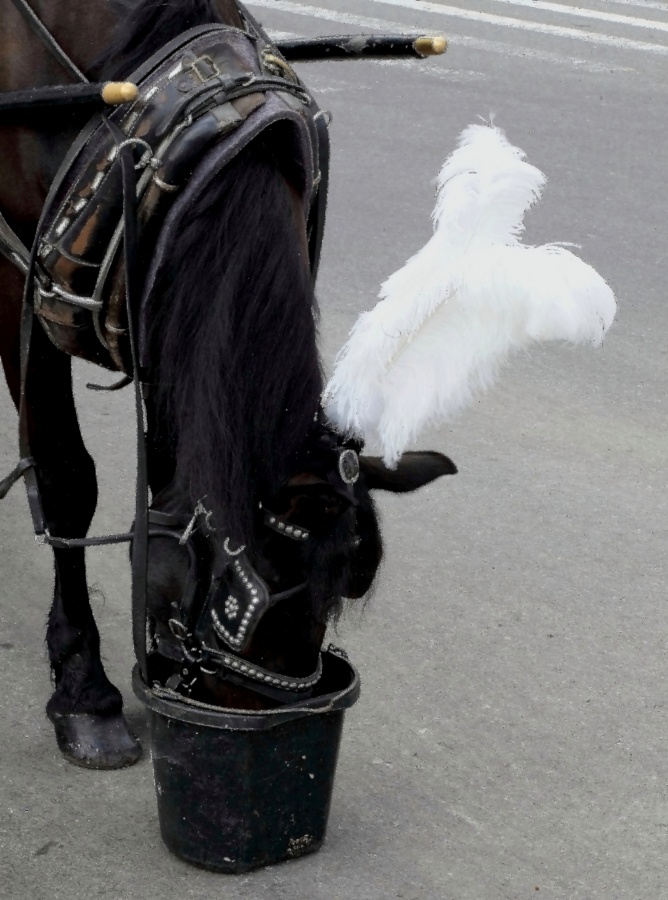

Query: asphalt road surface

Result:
[1,1,667,898]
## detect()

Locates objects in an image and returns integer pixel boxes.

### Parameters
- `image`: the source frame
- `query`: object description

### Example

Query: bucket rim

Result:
[132,649,360,731]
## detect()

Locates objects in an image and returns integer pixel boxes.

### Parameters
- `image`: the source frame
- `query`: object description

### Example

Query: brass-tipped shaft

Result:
[101,82,139,105]
[414,35,448,57]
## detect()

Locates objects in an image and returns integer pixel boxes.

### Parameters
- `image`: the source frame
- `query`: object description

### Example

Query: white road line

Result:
[366,0,668,53]
[451,31,634,70]
[250,0,668,54]
[470,0,668,32]
[606,0,668,11]
[250,1,425,33]
[254,2,636,72]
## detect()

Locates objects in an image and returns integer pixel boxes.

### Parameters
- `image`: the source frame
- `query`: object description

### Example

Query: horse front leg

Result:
[25,328,141,768]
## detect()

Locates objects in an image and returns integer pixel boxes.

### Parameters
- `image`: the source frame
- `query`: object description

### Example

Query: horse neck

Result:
[0,2,114,92]
[0,0,245,90]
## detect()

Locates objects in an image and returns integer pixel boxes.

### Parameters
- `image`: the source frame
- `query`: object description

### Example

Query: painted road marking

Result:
[252,2,637,72]
[461,0,668,32]
[602,0,668,11]
[250,0,668,54]
[366,0,668,52]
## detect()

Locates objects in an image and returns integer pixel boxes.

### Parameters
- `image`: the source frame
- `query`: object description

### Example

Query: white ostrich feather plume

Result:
[324,123,617,466]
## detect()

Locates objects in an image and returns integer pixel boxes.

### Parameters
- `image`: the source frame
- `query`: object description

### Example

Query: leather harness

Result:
[0,0,337,702]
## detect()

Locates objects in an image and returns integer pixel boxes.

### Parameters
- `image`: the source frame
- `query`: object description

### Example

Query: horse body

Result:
[0,0,454,768]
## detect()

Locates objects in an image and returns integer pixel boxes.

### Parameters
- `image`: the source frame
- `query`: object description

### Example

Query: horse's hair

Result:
[146,136,323,542]
[98,0,243,79]
[98,0,323,543]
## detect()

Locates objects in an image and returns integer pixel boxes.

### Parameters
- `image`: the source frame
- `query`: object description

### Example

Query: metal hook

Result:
[116,138,155,170]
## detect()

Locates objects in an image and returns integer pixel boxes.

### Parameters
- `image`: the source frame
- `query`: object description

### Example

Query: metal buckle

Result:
[189,55,220,83]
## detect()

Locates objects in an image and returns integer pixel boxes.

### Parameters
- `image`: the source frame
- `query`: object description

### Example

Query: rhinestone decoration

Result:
[263,510,310,541]
[223,536,246,557]
[224,595,239,620]
[210,556,265,649]
[202,643,322,691]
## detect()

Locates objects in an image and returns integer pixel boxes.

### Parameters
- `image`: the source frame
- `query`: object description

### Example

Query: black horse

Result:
[0,0,455,769]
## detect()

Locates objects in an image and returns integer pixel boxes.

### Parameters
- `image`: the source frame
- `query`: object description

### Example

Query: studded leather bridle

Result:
[143,440,359,704]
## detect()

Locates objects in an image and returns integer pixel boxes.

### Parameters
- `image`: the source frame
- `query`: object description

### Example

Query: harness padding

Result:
[32,23,326,373]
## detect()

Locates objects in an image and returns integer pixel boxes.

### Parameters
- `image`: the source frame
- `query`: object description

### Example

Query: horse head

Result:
[146,411,456,709]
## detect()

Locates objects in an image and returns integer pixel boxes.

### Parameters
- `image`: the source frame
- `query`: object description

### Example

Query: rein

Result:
[10,0,88,81]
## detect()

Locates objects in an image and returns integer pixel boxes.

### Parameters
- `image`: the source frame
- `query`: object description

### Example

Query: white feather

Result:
[324,124,616,465]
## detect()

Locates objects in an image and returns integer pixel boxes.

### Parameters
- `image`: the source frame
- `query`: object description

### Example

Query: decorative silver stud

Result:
[224,595,239,620]
[224,537,246,557]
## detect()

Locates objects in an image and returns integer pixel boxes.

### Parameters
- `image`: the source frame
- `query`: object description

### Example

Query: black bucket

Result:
[132,649,360,873]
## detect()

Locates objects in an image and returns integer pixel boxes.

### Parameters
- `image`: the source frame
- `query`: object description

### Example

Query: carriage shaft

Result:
[275,34,447,62]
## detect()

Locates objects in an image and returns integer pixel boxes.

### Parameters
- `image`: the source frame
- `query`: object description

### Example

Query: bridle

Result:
[144,464,360,703]
[146,505,317,702]
[144,428,361,702]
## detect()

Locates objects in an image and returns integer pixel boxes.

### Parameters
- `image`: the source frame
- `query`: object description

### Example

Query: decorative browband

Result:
[262,507,310,541]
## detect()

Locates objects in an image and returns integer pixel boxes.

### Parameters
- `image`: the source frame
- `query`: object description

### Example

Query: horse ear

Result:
[360,451,457,493]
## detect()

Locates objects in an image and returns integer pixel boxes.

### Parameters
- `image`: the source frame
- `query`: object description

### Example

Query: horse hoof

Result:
[48,711,143,769]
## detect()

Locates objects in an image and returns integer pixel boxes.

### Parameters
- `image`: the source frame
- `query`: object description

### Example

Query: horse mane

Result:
[146,133,323,544]
[95,0,324,545]
[97,0,243,79]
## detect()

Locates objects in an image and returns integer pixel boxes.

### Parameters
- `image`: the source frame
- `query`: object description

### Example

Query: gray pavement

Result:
[1,1,667,897]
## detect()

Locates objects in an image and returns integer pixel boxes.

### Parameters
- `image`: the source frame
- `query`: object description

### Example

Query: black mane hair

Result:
[147,133,323,543]
[98,0,243,79]
[97,0,323,543]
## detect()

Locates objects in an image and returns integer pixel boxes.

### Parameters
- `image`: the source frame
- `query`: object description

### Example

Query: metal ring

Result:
[338,448,360,485]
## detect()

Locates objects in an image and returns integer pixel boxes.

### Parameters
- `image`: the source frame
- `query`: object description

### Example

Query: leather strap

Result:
[8,0,88,83]
[10,114,128,537]
[16,114,104,542]
[0,212,30,274]
[308,111,330,282]
[103,116,150,682]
